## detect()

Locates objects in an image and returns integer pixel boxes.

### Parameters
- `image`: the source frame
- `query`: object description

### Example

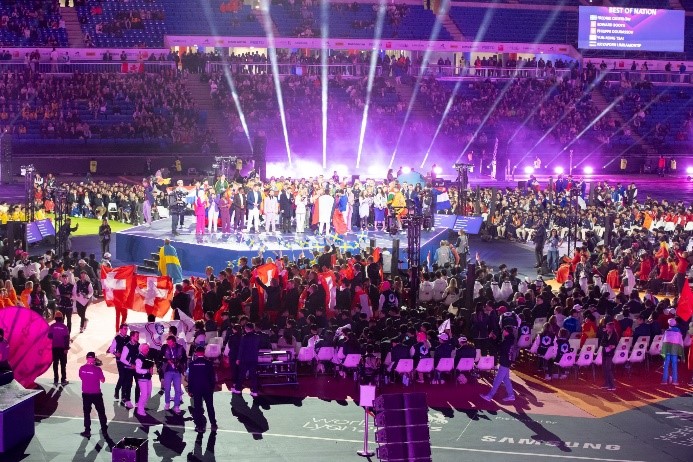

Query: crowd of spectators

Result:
[0,68,209,145]
[0,0,66,47]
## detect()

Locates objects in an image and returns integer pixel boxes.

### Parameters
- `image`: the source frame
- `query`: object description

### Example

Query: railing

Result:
[0,61,176,74]
[205,62,693,84]
[205,62,574,80]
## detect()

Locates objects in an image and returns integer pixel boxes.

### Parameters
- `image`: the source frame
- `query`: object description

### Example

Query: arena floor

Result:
[1,235,690,462]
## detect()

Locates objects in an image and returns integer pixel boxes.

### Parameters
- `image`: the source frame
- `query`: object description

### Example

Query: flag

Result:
[159,243,183,284]
[435,191,451,210]
[101,265,136,310]
[677,278,693,322]
[318,271,336,312]
[253,262,278,317]
[132,274,174,318]
[121,62,144,73]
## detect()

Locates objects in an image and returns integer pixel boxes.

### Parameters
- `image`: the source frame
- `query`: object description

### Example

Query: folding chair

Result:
[394,359,414,386]
[476,356,496,378]
[415,358,435,384]
[434,358,455,384]
[628,337,648,374]
[455,358,475,385]
[556,352,576,379]
[340,354,362,380]
[297,347,315,372]
[648,335,663,359]
[315,346,335,376]
[576,344,596,380]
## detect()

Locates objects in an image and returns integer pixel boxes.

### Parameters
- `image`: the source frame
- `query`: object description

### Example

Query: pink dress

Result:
[195,197,206,234]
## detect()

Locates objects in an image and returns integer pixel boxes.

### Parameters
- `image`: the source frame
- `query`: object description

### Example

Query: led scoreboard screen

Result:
[578,6,684,52]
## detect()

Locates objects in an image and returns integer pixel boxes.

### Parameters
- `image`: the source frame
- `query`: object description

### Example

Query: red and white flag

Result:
[252,262,278,317]
[101,265,136,309]
[319,271,336,312]
[121,62,144,73]
[132,274,174,318]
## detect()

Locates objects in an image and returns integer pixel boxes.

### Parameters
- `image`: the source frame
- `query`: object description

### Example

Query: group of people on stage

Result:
[164,171,435,236]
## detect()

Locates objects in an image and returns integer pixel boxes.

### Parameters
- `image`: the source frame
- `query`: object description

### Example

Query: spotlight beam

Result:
[420,79,463,169]
[456,1,567,164]
[260,0,292,167]
[320,0,329,169]
[583,89,672,169]
[388,0,449,169]
[356,0,387,169]
[544,96,623,168]
[524,73,607,160]
[600,90,693,169]
[198,0,252,149]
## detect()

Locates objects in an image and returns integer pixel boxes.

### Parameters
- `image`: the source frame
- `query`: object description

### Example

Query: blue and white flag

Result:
[436,191,451,210]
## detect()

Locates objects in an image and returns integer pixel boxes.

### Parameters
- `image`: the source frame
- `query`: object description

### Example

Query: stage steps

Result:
[137,252,159,275]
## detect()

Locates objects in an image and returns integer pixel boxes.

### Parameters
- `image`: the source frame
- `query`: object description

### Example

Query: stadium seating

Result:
[0,0,68,47]
[76,0,166,48]
[162,0,264,37]
[1,70,206,153]
[449,6,577,44]
[269,3,451,40]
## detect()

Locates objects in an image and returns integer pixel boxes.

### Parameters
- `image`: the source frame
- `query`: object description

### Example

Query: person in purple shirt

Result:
[78,351,108,438]
[48,311,70,386]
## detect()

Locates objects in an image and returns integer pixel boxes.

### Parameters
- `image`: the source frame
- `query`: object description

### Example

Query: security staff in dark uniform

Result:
[118,330,140,409]
[233,322,261,396]
[108,324,129,401]
[56,273,75,333]
[78,352,108,438]
[188,345,218,433]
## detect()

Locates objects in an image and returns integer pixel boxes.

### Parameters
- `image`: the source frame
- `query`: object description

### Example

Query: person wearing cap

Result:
[432,333,454,384]
[455,336,476,383]
[188,345,218,433]
[47,311,70,386]
[73,270,94,333]
[78,352,108,438]
[57,273,75,333]
[600,321,619,391]
[101,252,112,269]
[480,326,516,403]
[661,317,684,386]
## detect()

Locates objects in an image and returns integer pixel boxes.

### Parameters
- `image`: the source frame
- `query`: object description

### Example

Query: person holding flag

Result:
[159,239,183,284]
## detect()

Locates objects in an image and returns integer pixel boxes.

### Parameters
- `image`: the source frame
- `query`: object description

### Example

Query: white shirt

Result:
[419,281,434,302]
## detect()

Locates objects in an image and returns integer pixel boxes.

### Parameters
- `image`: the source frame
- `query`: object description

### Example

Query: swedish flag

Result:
[159,242,183,284]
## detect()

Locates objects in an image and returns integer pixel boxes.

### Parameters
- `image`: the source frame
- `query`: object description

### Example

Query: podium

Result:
[0,380,41,453]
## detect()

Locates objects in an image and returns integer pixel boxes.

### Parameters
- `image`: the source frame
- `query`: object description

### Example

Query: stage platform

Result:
[115,219,450,274]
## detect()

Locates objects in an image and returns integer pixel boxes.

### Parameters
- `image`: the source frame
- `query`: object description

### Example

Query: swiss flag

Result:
[121,62,144,73]
[252,262,277,318]
[132,274,173,318]
[101,265,136,309]
[676,277,693,322]
[319,271,336,313]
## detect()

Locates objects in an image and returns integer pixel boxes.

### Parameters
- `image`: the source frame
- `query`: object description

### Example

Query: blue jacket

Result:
[247,191,262,210]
